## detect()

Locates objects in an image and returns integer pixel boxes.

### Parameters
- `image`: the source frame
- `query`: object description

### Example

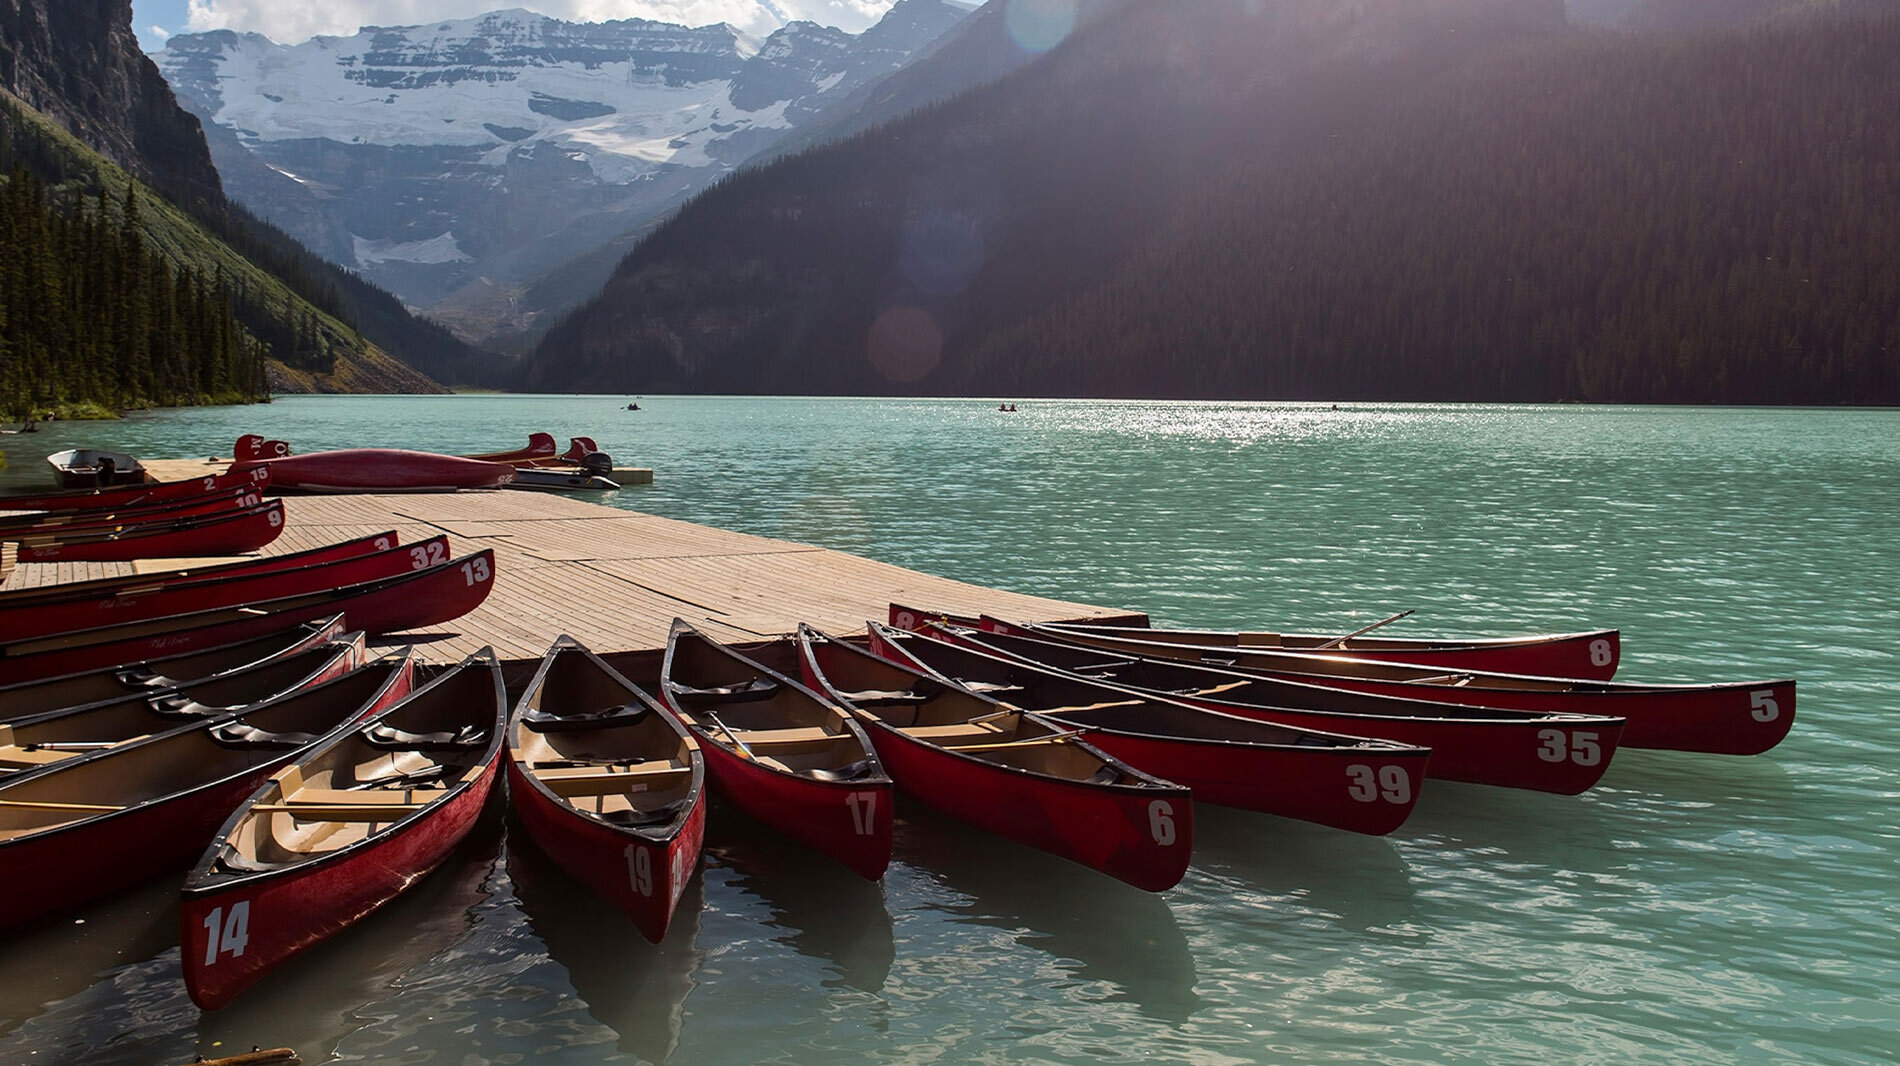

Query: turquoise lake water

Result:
[0,396,1894,1065]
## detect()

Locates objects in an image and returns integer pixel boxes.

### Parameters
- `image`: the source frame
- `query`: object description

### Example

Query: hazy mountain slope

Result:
[959,4,1900,404]
[522,0,1568,394]
[159,2,972,344]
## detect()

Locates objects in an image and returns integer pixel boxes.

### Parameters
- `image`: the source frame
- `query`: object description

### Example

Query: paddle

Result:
[702,708,756,761]
[1314,609,1415,650]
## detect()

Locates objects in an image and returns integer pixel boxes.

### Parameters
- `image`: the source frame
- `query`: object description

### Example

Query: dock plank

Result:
[4,457,1141,664]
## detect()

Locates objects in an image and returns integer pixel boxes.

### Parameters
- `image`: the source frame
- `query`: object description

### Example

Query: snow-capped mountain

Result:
[157,2,972,340]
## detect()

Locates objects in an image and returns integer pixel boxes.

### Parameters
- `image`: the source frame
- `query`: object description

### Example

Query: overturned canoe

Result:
[12,500,287,563]
[800,626,1197,886]
[180,649,504,1010]
[0,549,496,685]
[228,449,514,493]
[508,636,705,944]
[0,535,452,641]
[660,619,893,881]
[0,466,271,515]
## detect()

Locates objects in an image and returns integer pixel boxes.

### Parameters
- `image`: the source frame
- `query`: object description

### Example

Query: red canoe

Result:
[180,649,504,1010]
[0,484,268,539]
[228,450,515,493]
[799,626,1198,885]
[463,432,558,464]
[0,656,416,929]
[0,615,349,722]
[866,623,1442,830]
[507,636,705,944]
[660,619,893,881]
[1,637,365,774]
[993,618,1793,756]
[233,434,291,461]
[889,604,1622,682]
[0,466,271,514]
[0,549,497,684]
[0,531,402,608]
[13,500,287,562]
[0,535,453,641]
[905,619,1626,795]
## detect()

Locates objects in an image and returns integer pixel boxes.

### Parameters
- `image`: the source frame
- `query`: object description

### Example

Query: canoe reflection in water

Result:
[701,794,896,995]
[894,804,1199,1023]
[508,830,704,1064]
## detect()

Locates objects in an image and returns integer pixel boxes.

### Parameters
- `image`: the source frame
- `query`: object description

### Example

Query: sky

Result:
[131,0,903,52]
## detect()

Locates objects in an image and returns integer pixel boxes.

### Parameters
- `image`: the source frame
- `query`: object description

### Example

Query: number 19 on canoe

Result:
[625,844,654,897]
[201,901,251,965]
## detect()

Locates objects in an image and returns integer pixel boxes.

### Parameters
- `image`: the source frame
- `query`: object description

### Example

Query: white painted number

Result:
[202,476,217,490]
[409,542,447,569]
[1148,799,1177,846]
[847,792,878,836]
[1750,690,1780,723]
[625,844,654,897]
[200,901,251,966]
[460,556,492,586]
[671,847,686,898]
[1537,729,1602,766]
[1347,764,1411,803]
[893,611,917,630]
[1589,639,1613,668]
[374,536,394,551]
[266,509,283,528]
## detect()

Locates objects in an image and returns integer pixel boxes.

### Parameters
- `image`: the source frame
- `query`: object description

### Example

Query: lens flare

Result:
[867,306,943,384]
[1005,0,1077,54]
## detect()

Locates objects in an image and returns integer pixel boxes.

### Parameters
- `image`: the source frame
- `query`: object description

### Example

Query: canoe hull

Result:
[180,757,499,1010]
[2,536,451,641]
[228,450,514,493]
[689,732,893,881]
[15,501,286,562]
[0,467,270,514]
[507,759,705,943]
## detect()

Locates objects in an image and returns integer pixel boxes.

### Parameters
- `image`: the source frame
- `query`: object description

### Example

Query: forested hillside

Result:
[525,0,1896,405]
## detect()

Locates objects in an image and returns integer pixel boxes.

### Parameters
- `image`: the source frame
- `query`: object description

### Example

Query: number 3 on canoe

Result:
[1148,800,1178,846]
[460,557,492,586]
[846,791,878,836]
[625,844,654,897]
[201,901,252,965]
[1537,729,1601,766]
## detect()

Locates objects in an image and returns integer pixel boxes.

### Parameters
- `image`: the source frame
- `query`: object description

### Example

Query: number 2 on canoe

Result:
[201,901,251,965]
[625,844,654,897]
[410,542,448,569]
[846,791,878,836]
[1537,729,1601,766]
[460,556,492,586]
[1346,764,1411,803]
[1147,800,1177,846]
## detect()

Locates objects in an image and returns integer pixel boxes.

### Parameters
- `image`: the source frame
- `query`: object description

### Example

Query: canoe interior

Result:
[217,657,500,873]
[662,625,876,778]
[510,642,697,826]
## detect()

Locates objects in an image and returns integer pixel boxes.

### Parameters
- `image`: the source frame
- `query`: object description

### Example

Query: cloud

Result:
[181,0,899,43]
[148,24,172,40]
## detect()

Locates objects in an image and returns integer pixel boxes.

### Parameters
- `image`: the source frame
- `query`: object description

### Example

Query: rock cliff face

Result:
[0,0,221,202]
[158,2,972,342]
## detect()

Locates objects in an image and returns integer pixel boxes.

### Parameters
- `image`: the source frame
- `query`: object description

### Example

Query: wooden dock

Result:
[2,458,1137,672]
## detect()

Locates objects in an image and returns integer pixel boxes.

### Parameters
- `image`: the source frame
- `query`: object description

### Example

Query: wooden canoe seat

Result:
[256,787,445,820]
[536,764,693,797]
[903,722,1011,745]
[722,726,846,753]
[1031,699,1145,716]
[0,746,84,768]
